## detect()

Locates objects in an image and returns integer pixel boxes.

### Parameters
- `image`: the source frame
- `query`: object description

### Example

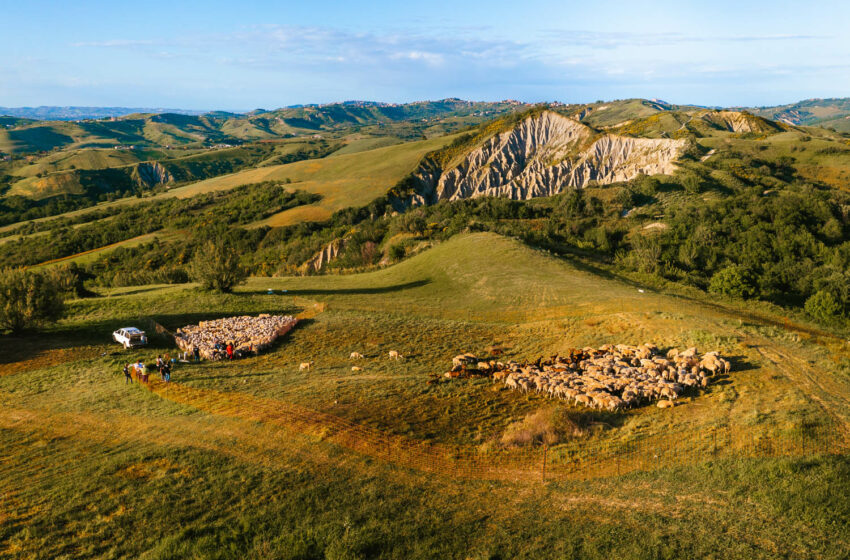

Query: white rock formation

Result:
[403,111,687,206]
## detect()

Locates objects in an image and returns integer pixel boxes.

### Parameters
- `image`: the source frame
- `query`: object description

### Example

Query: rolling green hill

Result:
[2,97,850,558]
[742,98,850,131]
[0,99,526,155]
[2,232,849,558]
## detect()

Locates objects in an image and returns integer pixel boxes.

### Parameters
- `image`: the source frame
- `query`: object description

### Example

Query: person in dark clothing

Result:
[193,346,200,362]
[162,362,171,382]
[123,363,132,384]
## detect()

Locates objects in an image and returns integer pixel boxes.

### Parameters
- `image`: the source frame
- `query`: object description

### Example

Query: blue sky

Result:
[2,0,849,110]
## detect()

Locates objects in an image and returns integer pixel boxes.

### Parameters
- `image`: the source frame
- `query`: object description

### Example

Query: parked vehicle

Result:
[113,327,148,349]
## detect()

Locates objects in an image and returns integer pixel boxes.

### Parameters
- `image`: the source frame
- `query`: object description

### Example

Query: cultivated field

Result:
[1,233,849,558]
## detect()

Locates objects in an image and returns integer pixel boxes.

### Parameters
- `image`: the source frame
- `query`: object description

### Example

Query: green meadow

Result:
[2,233,848,559]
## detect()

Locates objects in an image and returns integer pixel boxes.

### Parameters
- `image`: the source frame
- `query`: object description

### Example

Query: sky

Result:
[2,0,849,110]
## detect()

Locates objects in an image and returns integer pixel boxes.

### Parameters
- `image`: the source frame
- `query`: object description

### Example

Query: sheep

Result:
[350,352,364,360]
[351,366,362,372]
[299,361,314,371]
[455,343,724,411]
[452,355,468,367]
[388,350,403,360]
[175,315,298,360]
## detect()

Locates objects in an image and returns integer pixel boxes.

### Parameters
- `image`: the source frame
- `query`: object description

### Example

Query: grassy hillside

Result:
[181,133,458,226]
[743,98,850,130]
[1,232,849,558]
[0,100,524,155]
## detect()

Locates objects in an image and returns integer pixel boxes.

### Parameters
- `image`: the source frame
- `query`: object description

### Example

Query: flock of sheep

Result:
[448,343,730,411]
[170,313,728,414]
[174,314,298,360]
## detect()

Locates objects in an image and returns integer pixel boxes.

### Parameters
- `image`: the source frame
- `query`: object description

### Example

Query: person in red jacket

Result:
[226,343,234,360]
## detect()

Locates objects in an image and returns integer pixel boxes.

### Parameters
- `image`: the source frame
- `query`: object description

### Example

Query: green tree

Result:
[189,240,248,293]
[709,266,758,299]
[0,268,65,333]
[804,290,843,322]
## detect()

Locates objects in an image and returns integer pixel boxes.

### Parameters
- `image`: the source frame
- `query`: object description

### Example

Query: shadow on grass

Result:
[248,279,431,296]
[102,285,182,297]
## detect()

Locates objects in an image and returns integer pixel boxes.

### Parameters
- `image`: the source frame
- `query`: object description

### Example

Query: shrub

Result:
[189,240,248,293]
[0,268,65,333]
[805,290,843,322]
[709,266,758,299]
[500,408,583,447]
[388,243,406,262]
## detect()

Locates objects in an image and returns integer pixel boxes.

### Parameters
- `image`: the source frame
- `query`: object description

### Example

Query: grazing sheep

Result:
[657,399,675,409]
[388,350,402,360]
[299,361,314,371]
[449,343,725,411]
[350,352,364,360]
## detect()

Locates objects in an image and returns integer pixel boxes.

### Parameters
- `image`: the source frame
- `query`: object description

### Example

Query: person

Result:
[193,345,200,362]
[136,359,147,383]
[162,361,171,383]
[123,363,132,384]
[156,355,164,378]
[226,343,233,360]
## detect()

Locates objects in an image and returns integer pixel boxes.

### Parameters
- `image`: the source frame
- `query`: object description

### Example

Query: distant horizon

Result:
[2,94,850,120]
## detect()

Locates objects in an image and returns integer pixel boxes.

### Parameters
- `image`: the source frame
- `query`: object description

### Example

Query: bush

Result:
[805,290,843,322]
[189,240,248,293]
[709,266,758,299]
[0,268,65,333]
[388,244,406,262]
[500,408,583,447]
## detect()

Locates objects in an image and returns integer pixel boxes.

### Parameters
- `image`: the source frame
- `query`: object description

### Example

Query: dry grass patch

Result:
[500,408,585,447]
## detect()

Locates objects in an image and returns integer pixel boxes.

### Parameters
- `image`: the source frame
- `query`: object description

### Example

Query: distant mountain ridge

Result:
[0,106,208,121]
[0,100,527,154]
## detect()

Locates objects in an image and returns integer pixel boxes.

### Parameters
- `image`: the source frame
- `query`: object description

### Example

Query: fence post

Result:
[541,444,548,482]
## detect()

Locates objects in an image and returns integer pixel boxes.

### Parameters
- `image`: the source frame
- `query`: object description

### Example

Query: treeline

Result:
[0,182,319,268]
[0,140,337,227]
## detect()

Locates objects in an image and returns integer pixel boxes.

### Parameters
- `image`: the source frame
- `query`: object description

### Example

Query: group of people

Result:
[122,354,173,384]
[211,341,242,361]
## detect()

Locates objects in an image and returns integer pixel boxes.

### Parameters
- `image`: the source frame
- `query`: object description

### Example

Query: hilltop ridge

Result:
[392,110,688,208]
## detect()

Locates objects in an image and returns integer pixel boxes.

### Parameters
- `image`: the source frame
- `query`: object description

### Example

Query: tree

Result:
[709,266,758,299]
[805,290,843,322]
[0,268,65,333]
[189,240,248,293]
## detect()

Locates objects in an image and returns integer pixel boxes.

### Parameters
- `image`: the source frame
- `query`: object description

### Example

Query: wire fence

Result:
[131,370,850,482]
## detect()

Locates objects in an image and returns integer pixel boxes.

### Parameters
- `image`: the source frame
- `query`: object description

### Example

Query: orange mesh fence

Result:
[131,373,850,482]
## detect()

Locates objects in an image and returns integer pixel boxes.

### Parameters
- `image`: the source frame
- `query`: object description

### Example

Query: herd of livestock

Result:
[174,314,298,360]
[447,343,730,411]
[169,313,728,413]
